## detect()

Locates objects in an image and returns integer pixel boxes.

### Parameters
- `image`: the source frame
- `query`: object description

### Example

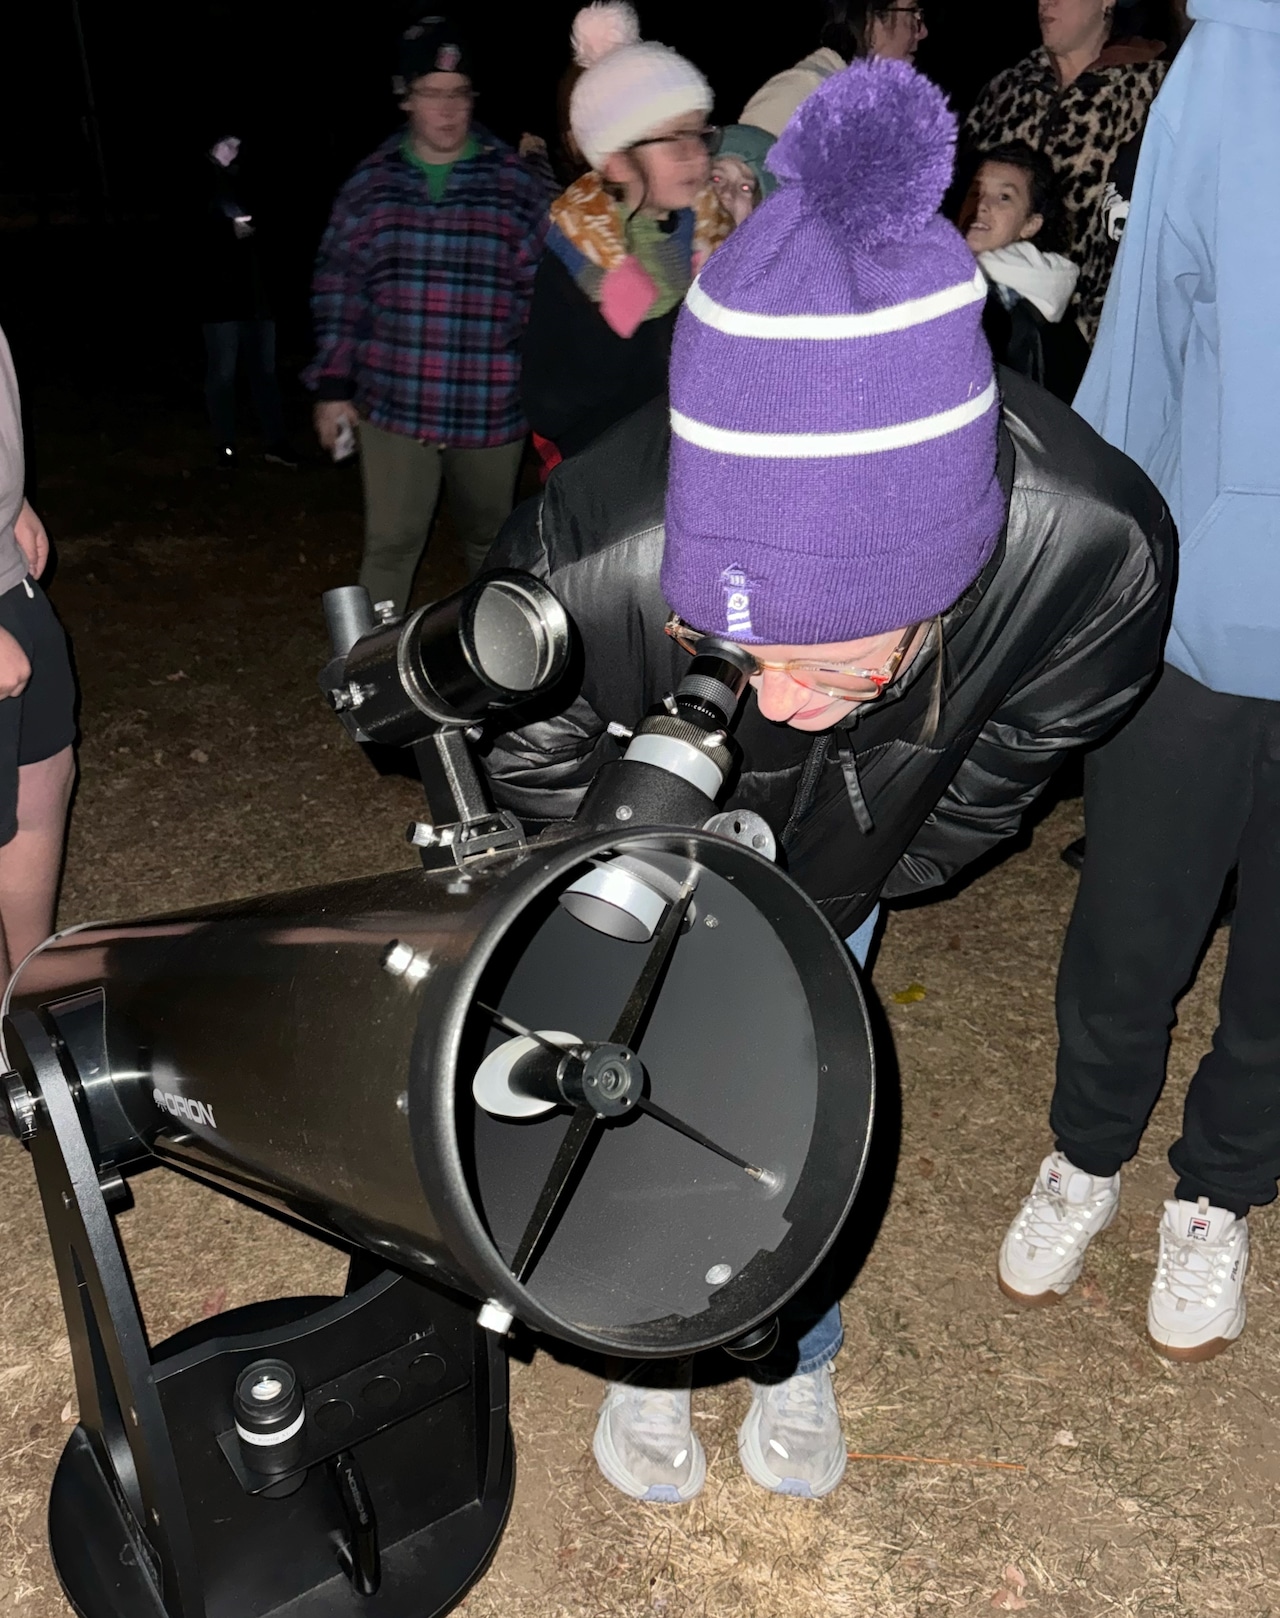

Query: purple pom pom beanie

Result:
[661,58,1003,645]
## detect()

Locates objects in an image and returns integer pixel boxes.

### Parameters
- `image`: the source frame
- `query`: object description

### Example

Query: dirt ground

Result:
[1,396,1277,1618]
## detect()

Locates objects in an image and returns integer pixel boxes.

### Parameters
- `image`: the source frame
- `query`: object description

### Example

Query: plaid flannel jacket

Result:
[304,130,554,447]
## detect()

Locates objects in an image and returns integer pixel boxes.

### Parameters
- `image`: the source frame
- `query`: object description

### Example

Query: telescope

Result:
[2,571,875,1618]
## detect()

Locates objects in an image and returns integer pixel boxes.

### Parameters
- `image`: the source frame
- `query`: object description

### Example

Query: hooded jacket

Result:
[1073,0,1280,701]
[979,241,1077,322]
[739,47,847,138]
[483,370,1174,936]
[980,243,1090,402]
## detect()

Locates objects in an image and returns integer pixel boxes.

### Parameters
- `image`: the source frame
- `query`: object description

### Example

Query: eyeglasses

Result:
[665,613,921,701]
[875,3,927,28]
[409,87,475,106]
[629,125,723,157]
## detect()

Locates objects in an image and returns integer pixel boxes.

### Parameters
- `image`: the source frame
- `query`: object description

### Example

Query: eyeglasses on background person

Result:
[409,86,476,106]
[874,4,927,32]
[630,125,723,157]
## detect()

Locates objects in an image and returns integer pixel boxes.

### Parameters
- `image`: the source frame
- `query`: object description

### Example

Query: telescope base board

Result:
[50,1420,514,1618]
[43,1271,516,1618]
[9,1010,516,1618]
[51,1427,167,1618]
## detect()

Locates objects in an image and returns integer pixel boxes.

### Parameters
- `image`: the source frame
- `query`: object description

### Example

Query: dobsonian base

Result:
[8,1009,514,1618]
[47,1282,514,1618]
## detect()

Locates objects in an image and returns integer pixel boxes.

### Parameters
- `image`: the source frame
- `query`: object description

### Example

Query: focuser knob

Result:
[1,1070,36,1143]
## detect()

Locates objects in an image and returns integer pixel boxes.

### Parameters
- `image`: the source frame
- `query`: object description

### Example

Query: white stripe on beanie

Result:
[684,266,987,340]
[671,378,998,459]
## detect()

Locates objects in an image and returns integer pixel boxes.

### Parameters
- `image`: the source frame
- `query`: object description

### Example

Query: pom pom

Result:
[767,59,956,245]
[571,1,641,68]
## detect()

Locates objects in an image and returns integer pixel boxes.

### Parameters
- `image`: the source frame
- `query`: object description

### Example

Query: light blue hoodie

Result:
[1073,0,1280,700]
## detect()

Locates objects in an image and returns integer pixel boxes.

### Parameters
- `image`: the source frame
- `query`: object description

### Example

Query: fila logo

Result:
[1188,1214,1211,1241]
[153,1087,217,1130]
[1047,1168,1062,1195]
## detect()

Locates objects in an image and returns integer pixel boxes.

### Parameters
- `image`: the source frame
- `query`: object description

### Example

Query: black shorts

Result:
[0,578,77,844]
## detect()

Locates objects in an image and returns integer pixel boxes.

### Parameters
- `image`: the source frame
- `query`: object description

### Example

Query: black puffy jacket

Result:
[483,370,1175,936]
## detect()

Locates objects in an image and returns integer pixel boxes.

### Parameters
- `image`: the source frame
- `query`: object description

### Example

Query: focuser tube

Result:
[566,635,758,937]
[574,636,755,831]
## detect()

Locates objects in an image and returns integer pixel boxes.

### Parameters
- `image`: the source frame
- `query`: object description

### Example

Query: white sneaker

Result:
[1148,1196,1248,1362]
[737,1365,846,1498]
[998,1151,1120,1304]
[592,1362,706,1503]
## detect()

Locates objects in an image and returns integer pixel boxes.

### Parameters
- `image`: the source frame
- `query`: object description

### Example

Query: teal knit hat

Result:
[717,123,779,199]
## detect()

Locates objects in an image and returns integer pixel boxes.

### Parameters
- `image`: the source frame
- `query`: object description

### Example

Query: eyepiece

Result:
[234,1357,306,1478]
[686,636,756,685]
[675,638,754,730]
[323,586,378,662]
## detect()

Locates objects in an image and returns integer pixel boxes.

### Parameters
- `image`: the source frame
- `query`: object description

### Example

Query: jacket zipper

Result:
[780,735,831,851]
[781,712,878,851]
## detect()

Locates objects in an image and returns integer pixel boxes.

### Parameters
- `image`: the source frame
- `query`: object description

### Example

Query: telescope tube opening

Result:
[416,830,875,1357]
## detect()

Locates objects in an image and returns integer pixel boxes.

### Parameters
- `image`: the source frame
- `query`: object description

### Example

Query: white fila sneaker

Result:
[1148,1197,1248,1363]
[998,1151,1120,1304]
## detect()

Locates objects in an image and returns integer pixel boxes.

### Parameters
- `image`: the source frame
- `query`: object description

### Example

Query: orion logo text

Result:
[153,1088,217,1129]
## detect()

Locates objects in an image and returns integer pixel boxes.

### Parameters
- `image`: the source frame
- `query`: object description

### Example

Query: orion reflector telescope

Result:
[1,573,874,1618]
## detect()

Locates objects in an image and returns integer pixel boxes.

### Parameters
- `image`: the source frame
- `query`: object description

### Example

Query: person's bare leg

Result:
[0,745,75,982]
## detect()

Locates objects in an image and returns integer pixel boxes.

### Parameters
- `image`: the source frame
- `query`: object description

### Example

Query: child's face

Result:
[960,163,1044,255]
[710,155,761,226]
[602,115,714,214]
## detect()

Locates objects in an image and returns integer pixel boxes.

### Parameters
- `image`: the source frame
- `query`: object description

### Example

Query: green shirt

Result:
[402,134,479,203]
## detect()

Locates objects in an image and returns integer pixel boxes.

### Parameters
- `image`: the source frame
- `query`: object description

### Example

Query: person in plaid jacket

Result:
[305,16,554,609]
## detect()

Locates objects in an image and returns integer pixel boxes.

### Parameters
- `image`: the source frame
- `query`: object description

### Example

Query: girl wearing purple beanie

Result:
[488,59,1173,1505]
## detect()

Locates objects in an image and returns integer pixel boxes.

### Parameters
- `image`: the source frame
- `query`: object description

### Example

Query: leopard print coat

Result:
[964,49,1166,342]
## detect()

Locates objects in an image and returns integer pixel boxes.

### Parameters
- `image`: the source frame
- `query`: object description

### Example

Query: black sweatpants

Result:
[1051,663,1280,1217]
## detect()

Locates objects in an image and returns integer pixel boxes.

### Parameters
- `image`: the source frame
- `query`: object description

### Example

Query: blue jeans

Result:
[758,904,881,1378]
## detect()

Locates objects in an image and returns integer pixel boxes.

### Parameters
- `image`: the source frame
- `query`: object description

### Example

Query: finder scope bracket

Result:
[406,731,527,872]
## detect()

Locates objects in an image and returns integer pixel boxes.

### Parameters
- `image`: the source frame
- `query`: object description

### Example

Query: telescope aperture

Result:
[430,830,873,1356]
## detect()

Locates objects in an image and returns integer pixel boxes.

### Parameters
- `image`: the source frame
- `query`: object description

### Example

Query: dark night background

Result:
[0,0,1046,465]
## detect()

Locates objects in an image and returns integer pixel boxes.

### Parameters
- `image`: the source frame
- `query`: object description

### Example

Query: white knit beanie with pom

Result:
[569,2,712,170]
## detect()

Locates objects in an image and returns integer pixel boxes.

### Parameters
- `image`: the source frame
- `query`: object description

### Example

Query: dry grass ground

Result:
[1,403,1277,1617]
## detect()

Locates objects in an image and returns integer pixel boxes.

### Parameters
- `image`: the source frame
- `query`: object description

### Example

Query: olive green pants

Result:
[357,421,525,613]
